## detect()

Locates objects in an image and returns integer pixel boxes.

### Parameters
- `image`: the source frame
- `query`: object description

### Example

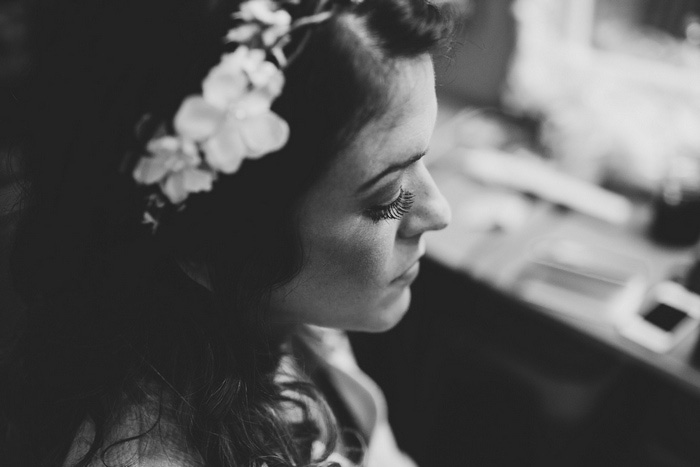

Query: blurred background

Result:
[353,1,700,466]
[4,1,700,466]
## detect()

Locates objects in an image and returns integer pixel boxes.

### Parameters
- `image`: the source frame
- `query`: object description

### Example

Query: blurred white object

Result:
[514,237,648,324]
[460,148,633,225]
[456,190,532,233]
[505,0,700,194]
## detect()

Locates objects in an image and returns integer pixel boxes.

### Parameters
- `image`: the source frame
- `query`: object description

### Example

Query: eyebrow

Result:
[357,151,427,194]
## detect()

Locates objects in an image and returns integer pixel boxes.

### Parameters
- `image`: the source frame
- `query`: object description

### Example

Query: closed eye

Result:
[365,187,415,222]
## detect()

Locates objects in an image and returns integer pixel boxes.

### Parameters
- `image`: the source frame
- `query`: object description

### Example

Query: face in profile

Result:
[270,55,451,332]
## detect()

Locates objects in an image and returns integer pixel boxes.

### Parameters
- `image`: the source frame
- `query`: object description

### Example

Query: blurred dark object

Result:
[683,263,700,300]
[0,0,29,143]
[649,153,700,247]
[0,1,29,463]
[644,0,700,40]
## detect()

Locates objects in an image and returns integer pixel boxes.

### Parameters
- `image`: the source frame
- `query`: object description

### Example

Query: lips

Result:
[392,258,422,284]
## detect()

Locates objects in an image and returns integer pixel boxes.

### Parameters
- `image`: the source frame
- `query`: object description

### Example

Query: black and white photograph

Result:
[3,1,700,466]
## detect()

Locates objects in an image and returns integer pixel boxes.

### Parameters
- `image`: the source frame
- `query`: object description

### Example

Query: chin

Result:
[362,287,412,333]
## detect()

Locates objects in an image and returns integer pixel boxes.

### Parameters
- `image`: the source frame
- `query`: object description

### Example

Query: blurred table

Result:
[425,109,700,397]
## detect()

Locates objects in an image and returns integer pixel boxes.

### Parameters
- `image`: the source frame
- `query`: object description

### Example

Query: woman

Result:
[6,0,452,465]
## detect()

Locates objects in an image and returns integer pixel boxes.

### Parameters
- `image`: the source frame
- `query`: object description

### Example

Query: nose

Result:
[398,162,451,239]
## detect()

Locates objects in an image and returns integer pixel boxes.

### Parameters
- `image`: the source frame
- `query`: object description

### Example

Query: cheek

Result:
[307,217,397,288]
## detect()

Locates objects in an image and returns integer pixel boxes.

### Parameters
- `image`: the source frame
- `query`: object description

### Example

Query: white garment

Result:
[298,325,417,467]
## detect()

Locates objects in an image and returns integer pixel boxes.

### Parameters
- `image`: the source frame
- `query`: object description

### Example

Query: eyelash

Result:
[365,187,415,222]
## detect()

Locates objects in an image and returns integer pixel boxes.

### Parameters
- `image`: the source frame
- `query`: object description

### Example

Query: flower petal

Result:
[240,0,291,26]
[174,96,223,141]
[237,0,259,21]
[260,67,284,98]
[161,172,189,204]
[180,139,200,164]
[271,9,292,27]
[231,90,272,118]
[147,136,180,157]
[203,63,249,109]
[133,154,170,185]
[182,168,215,193]
[226,24,260,43]
[203,119,248,173]
[241,49,266,76]
[239,111,290,158]
[262,22,290,47]
[219,46,248,73]
[247,60,279,89]
[147,136,199,170]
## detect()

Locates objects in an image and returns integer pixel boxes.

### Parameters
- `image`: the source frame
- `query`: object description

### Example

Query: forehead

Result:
[324,56,437,192]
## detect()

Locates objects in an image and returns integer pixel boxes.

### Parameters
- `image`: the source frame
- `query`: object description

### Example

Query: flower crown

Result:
[132,0,358,231]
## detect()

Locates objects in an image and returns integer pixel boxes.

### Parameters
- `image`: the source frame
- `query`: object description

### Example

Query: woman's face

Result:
[270,55,451,332]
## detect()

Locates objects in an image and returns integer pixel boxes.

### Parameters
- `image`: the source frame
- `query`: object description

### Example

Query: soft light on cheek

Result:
[318,219,396,287]
[348,223,397,285]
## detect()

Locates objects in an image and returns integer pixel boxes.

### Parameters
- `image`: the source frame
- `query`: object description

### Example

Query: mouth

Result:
[392,258,422,285]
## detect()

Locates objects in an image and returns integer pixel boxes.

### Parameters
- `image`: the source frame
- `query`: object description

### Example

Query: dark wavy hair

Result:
[7,0,452,465]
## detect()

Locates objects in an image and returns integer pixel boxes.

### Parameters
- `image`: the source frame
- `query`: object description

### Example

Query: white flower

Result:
[202,46,253,109]
[203,109,289,172]
[200,92,289,172]
[161,168,215,204]
[133,136,198,185]
[246,60,283,95]
[239,0,292,28]
[228,0,291,47]
[133,136,216,204]
[133,9,293,211]
[172,47,289,175]
[173,97,224,142]
[196,46,283,110]
[262,23,291,47]
[225,23,260,43]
